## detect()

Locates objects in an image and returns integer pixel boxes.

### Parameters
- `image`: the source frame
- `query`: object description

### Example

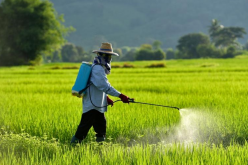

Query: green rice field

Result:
[0,58,248,164]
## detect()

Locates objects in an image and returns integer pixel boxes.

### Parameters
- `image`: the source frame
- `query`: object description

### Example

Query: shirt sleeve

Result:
[90,65,121,97]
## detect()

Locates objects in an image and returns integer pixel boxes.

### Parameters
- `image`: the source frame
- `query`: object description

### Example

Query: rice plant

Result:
[0,58,248,164]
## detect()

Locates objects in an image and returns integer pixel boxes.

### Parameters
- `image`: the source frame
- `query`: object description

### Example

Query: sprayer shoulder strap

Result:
[88,63,102,83]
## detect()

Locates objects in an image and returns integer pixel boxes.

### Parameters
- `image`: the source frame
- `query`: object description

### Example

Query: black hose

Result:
[89,84,107,108]
[88,83,122,108]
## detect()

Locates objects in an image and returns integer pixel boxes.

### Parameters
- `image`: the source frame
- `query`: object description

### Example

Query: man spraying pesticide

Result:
[71,43,130,144]
[71,42,180,144]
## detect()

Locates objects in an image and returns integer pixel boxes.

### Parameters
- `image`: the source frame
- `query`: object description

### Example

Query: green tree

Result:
[214,27,246,47]
[112,48,122,62]
[208,19,246,47]
[121,46,131,55]
[52,51,62,62]
[140,44,152,51]
[208,19,223,43]
[152,40,162,50]
[135,49,153,61]
[0,0,73,66]
[166,48,175,60]
[60,43,92,62]
[175,50,186,59]
[135,44,152,60]
[153,49,165,60]
[135,43,165,61]
[222,46,237,58]
[61,43,79,62]
[76,46,84,56]
[196,44,223,58]
[120,49,136,61]
[177,33,210,59]
[76,46,93,62]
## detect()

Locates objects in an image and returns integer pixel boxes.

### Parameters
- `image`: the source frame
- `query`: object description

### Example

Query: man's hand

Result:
[107,96,114,107]
[119,94,129,103]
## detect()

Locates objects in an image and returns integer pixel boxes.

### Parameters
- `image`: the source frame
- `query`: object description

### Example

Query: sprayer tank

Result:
[71,62,92,98]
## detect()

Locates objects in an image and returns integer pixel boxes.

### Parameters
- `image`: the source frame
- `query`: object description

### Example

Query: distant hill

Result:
[10,0,248,50]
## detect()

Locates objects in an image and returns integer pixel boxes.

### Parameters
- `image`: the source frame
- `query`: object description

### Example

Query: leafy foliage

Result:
[0,0,73,66]
[214,27,246,47]
[196,44,223,58]
[208,19,223,43]
[51,43,93,63]
[176,33,210,59]
[176,20,246,59]
[208,19,246,47]
[120,48,136,61]
[152,40,162,50]
[135,42,165,61]
[166,48,175,60]
[222,46,237,58]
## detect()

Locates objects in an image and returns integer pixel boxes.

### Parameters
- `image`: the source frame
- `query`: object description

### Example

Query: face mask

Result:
[98,53,112,64]
[93,53,112,75]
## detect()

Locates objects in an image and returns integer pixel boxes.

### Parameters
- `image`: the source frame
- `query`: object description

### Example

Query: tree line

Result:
[47,41,166,63]
[118,19,247,61]
[47,22,248,63]
[174,19,247,59]
[0,0,247,66]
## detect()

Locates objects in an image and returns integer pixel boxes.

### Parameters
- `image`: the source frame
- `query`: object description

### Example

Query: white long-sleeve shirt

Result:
[82,64,121,113]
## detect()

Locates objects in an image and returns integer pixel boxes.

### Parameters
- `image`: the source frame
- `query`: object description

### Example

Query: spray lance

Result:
[87,81,180,110]
[127,98,180,110]
[89,93,180,110]
[107,98,180,111]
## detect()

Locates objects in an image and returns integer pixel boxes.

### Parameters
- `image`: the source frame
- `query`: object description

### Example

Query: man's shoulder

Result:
[92,64,104,72]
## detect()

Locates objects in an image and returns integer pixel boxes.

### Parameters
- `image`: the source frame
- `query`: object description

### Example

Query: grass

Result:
[0,58,248,164]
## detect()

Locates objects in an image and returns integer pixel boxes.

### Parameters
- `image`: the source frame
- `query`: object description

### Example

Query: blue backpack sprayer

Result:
[71,62,92,98]
[72,62,180,111]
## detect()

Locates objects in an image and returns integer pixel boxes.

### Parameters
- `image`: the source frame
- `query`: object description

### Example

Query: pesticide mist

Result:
[162,108,216,145]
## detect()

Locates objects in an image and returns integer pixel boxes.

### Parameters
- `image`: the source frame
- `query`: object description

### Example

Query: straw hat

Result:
[92,43,119,56]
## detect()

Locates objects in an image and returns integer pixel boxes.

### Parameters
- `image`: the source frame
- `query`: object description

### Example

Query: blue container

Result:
[72,62,92,98]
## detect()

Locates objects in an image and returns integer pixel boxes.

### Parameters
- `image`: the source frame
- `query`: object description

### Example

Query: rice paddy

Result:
[0,58,248,164]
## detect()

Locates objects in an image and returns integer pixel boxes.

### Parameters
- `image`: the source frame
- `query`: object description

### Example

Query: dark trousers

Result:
[75,109,106,140]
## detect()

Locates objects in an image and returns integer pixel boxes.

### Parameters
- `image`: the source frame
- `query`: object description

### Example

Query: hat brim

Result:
[92,50,119,56]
